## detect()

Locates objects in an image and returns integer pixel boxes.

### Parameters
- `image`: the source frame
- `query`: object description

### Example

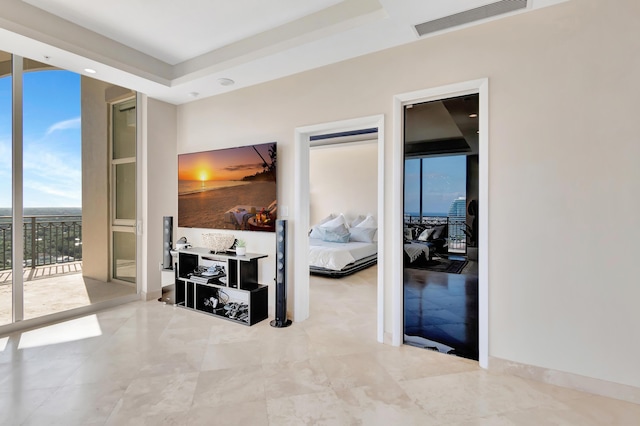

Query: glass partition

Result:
[0,50,12,325]
[0,51,138,330]
[22,60,83,320]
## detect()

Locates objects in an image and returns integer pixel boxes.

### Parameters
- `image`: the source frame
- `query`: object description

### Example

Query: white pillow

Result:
[350,215,366,228]
[355,215,376,228]
[417,228,434,241]
[317,213,336,226]
[322,214,347,228]
[309,213,335,237]
[349,227,377,243]
[317,224,350,243]
[310,213,346,238]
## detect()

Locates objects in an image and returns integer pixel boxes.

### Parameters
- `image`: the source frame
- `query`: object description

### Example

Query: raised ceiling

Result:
[0,0,566,104]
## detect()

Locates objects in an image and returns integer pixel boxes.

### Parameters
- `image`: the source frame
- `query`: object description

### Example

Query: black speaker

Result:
[271,219,292,327]
[162,216,173,270]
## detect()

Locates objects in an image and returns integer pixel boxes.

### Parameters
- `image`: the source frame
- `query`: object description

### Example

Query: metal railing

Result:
[404,214,467,253]
[0,215,82,271]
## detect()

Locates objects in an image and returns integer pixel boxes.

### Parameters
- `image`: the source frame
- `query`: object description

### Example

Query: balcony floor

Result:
[0,262,136,325]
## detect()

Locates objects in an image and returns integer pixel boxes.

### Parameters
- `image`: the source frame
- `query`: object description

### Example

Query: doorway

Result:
[393,79,488,367]
[293,115,385,341]
[403,94,480,360]
[307,133,379,326]
[109,98,137,285]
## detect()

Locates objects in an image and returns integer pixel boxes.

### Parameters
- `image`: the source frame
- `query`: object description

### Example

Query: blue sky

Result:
[404,155,466,214]
[0,70,81,208]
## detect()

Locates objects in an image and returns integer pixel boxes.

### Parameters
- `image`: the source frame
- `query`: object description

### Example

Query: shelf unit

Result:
[172,247,268,326]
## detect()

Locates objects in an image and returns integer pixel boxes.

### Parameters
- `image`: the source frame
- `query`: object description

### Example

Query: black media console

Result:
[173,247,268,326]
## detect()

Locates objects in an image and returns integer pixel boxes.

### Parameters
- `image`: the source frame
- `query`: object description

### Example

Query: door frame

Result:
[294,115,385,342]
[392,79,489,367]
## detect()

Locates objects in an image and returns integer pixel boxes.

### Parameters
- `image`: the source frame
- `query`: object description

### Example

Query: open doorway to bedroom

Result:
[402,93,480,360]
[307,131,379,331]
[293,115,384,341]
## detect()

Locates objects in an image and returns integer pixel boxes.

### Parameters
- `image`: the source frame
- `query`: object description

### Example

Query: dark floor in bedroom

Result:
[404,259,479,360]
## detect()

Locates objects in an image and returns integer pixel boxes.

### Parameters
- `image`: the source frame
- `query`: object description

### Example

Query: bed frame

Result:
[309,254,377,278]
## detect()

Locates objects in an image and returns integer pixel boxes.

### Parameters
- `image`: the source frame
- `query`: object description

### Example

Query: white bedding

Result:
[404,243,431,263]
[309,238,377,271]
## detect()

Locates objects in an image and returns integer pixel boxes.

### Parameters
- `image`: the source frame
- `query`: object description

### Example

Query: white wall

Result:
[141,97,177,298]
[309,141,377,226]
[173,0,640,389]
[81,77,109,281]
[173,112,278,304]
[81,78,135,281]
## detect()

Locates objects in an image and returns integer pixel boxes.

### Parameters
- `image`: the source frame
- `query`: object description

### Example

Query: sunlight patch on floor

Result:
[17,314,102,349]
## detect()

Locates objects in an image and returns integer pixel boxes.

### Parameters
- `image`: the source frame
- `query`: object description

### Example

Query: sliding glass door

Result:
[0,50,12,325]
[0,50,138,329]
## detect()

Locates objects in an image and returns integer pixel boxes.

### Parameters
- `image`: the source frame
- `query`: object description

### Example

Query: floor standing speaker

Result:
[162,216,173,270]
[271,219,292,327]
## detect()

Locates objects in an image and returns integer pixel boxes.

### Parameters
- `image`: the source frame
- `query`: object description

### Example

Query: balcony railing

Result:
[404,214,467,253]
[0,215,82,271]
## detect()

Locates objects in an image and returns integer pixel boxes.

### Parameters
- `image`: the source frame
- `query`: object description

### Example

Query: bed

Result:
[308,213,378,278]
[309,238,378,277]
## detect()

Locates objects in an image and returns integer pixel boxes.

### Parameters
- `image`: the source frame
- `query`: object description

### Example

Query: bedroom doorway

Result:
[403,93,480,360]
[294,115,385,342]
[307,133,379,331]
[393,79,488,367]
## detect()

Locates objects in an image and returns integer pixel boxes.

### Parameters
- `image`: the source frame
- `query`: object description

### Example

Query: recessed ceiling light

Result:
[217,78,235,86]
[469,113,478,118]
[84,68,97,74]
[188,92,200,98]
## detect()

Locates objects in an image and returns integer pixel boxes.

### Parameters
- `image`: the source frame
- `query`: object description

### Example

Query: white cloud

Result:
[23,141,81,207]
[46,117,81,135]
[0,120,83,207]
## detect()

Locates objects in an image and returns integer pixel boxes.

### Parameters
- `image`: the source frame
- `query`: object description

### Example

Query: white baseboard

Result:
[489,356,640,405]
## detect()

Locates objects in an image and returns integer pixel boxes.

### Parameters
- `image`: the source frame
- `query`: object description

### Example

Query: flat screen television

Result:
[178,142,277,232]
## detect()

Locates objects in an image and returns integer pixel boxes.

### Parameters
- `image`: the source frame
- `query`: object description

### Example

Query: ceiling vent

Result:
[414,0,527,37]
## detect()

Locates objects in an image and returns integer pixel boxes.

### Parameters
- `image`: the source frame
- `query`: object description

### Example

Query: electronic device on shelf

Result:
[173,248,269,326]
[201,265,224,277]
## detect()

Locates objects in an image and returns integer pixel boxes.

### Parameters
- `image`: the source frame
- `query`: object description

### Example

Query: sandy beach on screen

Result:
[178,181,276,230]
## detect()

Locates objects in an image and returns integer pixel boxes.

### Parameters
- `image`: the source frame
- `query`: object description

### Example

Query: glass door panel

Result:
[110,98,136,284]
[22,60,83,320]
[112,99,136,159]
[0,50,12,325]
[112,230,135,283]
[403,94,480,361]
[115,163,136,221]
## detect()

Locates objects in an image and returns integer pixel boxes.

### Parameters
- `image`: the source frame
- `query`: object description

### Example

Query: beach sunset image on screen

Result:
[178,142,277,231]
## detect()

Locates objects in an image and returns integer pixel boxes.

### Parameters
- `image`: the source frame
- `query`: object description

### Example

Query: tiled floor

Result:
[1,266,639,425]
[404,259,479,359]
